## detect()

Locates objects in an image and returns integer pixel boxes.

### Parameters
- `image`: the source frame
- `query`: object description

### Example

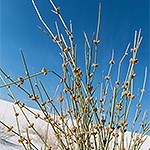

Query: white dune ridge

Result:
[0,99,150,150]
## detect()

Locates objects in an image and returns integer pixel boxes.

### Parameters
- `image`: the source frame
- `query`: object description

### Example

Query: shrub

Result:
[0,0,149,150]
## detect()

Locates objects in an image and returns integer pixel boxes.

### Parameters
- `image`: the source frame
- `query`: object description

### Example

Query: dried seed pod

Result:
[6,75,10,79]
[92,63,99,68]
[53,35,58,42]
[62,62,68,67]
[131,47,137,52]
[25,71,29,76]
[127,92,131,98]
[124,81,130,85]
[120,121,124,126]
[130,58,138,64]
[87,85,93,92]
[122,91,129,96]
[7,85,10,88]
[35,95,39,100]
[42,101,46,106]
[58,40,63,44]
[71,126,77,132]
[101,119,106,123]
[70,35,74,40]
[116,103,122,110]
[93,108,97,112]
[63,88,68,92]
[42,68,47,75]
[54,130,60,138]
[122,85,127,89]
[89,73,94,78]
[99,98,104,103]
[71,94,76,100]
[34,83,38,87]
[129,95,135,99]
[57,97,64,102]
[131,73,136,78]
[15,112,19,117]
[7,126,13,132]
[67,109,73,113]
[93,40,100,44]
[18,137,25,143]
[26,138,31,144]
[28,123,34,128]
[115,81,120,85]
[42,107,46,112]
[35,113,40,119]
[136,103,141,108]
[51,120,56,125]
[20,103,25,108]
[65,29,71,35]
[93,124,98,129]
[85,96,93,103]
[31,95,39,101]
[60,78,66,83]
[16,84,20,88]
[47,98,53,103]
[105,76,110,80]
[14,100,20,105]
[68,88,73,92]
[109,60,115,64]
[124,121,128,127]
[72,67,80,73]
[100,108,104,113]
[64,46,70,52]
[112,132,119,137]
[120,121,128,127]
[29,94,33,98]
[141,89,145,93]
[18,76,24,84]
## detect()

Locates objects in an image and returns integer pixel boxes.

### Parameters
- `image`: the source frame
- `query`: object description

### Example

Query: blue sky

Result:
[0,0,149,128]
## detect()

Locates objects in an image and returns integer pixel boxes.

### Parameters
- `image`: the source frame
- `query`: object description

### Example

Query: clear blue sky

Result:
[0,0,149,126]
